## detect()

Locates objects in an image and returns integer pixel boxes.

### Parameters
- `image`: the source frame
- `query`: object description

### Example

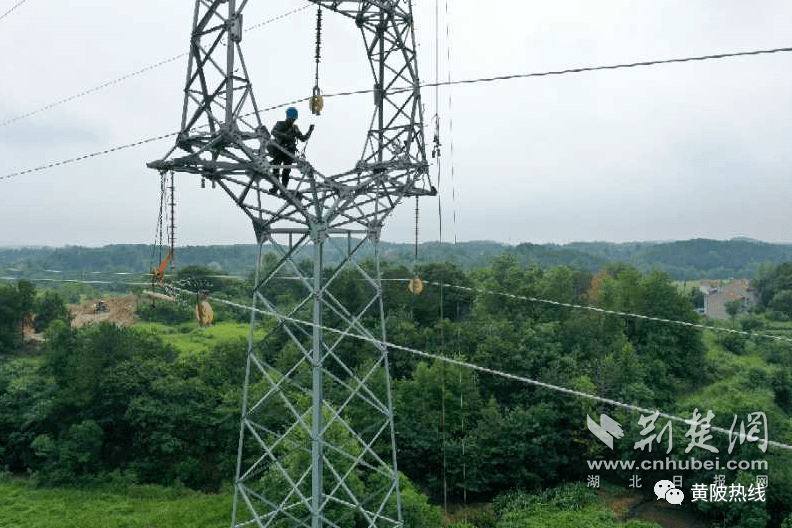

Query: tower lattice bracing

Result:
[147,2,435,528]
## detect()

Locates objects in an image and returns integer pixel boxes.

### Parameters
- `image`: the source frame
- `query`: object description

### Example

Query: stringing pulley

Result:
[310,85,324,115]
[408,276,425,295]
[195,289,214,327]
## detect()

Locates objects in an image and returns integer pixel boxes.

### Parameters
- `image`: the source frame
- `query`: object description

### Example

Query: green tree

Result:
[0,358,56,472]
[694,471,769,528]
[599,267,706,400]
[473,253,544,322]
[771,290,792,317]
[0,281,35,353]
[31,419,104,483]
[43,322,175,415]
[253,388,439,528]
[411,262,475,325]
[725,299,744,318]
[689,287,705,309]
[754,262,792,304]
[394,359,482,496]
[125,372,227,489]
[33,290,69,332]
[536,265,577,321]
[175,265,223,293]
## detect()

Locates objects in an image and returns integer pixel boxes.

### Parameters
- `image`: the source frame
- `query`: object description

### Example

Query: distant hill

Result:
[0,241,509,277]
[2,238,792,280]
[629,238,792,279]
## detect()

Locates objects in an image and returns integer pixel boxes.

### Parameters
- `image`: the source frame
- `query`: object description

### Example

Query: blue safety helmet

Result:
[286,107,298,119]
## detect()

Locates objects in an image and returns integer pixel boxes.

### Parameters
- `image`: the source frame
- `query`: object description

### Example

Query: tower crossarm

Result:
[148,0,435,237]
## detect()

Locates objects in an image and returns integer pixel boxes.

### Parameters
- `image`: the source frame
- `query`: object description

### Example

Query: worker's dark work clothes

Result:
[269,148,295,188]
[268,119,312,188]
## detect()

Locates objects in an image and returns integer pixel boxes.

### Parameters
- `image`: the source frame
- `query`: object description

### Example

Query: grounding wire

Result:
[168,283,792,453]
[0,5,312,129]
[3,44,792,182]
[0,0,27,25]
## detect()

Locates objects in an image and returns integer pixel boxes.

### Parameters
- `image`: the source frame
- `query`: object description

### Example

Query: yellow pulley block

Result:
[407,276,424,295]
[195,300,214,327]
[310,86,324,115]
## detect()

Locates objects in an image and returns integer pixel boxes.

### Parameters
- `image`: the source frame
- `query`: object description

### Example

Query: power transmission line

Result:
[414,45,792,91]
[5,270,788,449]
[0,56,185,128]
[421,280,792,345]
[8,263,790,345]
[169,283,792,453]
[0,276,152,286]
[323,45,792,98]
[3,44,791,182]
[0,131,178,181]
[0,5,311,128]
[0,0,28,25]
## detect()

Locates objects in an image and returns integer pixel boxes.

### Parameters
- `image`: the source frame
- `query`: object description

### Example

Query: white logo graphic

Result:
[654,479,684,504]
[665,488,685,505]
[587,413,623,449]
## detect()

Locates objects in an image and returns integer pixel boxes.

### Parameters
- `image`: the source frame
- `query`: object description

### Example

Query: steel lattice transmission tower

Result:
[147,2,435,528]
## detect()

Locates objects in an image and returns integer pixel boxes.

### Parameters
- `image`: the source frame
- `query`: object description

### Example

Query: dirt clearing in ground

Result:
[22,316,44,344]
[69,294,138,328]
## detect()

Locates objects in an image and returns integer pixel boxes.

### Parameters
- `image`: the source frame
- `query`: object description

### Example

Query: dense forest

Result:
[4,237,792,280]
[3,253,792,527]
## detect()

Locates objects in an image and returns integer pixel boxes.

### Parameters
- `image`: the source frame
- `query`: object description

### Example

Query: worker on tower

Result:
[268,107,314,194]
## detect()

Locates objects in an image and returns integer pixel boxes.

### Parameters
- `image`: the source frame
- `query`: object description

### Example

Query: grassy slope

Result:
[1,479,231,528]
[1,479,662,528]
[135,321,267,357]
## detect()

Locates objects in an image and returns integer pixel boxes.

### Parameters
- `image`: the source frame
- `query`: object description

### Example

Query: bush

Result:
[31,420,104,485]
[400,474,444,528]
[446,505,496,528]
[718,332,747,355]
[543,483,597,511]
[136,300,193,324]
[493,483,596,516]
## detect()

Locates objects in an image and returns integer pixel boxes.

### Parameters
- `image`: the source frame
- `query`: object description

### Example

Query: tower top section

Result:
[148,0,436,240]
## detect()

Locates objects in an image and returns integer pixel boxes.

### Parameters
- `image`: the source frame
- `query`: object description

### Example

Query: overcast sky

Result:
[1,0,791,247]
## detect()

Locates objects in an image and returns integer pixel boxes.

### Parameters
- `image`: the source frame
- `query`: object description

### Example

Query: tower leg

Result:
[231,230,402,528]
[311,240,324,528]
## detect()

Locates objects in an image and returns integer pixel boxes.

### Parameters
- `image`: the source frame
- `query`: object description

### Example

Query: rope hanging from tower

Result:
[151,170,175,287]
[309,7,324,115]
[408,196,425,295]
[147,171,177,305]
